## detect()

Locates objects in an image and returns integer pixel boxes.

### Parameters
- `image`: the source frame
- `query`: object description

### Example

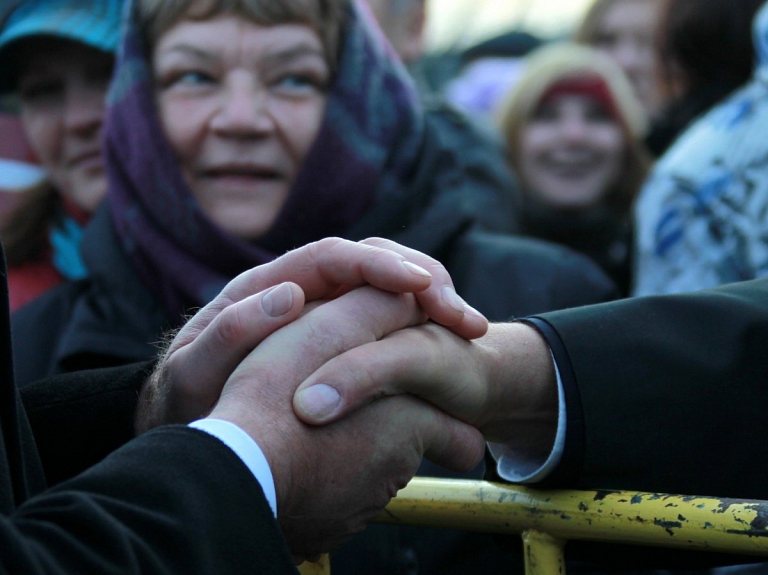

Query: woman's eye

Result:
[532,104,559,122]
[86,61,115,90]
[157,69,215,90]
[176,71,214,86]
[279,74,311,87]
[585,103,614,123]
[273,72,327,94]
[19,79,63,104]
[594,32,618,49]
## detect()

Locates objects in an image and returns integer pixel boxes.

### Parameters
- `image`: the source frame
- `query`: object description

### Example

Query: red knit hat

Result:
[539,75,621,122]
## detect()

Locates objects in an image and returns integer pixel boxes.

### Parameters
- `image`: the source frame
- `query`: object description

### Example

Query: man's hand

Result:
[207,286,486,557]
[293,322,559,453]
[135,237,488,432]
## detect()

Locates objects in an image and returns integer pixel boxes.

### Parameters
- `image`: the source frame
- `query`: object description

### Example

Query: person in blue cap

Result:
[0,0,122,310]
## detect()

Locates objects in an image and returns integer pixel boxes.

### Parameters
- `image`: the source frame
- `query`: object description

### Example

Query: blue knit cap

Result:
[0,0,123,92]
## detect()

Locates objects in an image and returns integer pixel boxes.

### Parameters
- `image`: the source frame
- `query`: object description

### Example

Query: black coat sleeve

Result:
[535,277,768,500]
[20,362,155,487]
[1,426,298,574]
[484,279,768,569]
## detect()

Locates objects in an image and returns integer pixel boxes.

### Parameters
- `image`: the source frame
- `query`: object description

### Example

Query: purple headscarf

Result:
[104,0,424,322]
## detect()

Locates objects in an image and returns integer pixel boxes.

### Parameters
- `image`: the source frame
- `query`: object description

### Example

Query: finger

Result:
[224,287,428,396]
[162,282,306,421]
[171,238,435,350]
[360,238,488,340]
[422,407,486,472]
[223,237,435,304]
[293,324,488,426]
[393,395,486,472]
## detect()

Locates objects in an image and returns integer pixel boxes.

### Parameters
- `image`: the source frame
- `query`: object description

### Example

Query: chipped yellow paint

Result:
[377,478,768,557]
[298,554,330,575]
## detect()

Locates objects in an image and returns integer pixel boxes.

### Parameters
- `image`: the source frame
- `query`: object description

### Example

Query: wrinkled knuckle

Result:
[313,236,345,259]
[303,238,345,275]
[304,314,349,356]
[357,362,379,393]
[303,239,324,264]
[461,433,486,470]
[212,304,247,348]
[359,236,387,247]
[336,351,379,396]
[364,245,400,270]
[351,291,408,338]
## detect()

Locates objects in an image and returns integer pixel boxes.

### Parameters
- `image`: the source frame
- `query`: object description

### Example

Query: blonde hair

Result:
[576,0,621,44]
[575,0,660,45]
[138,0,348,70]
[497,42,652,213]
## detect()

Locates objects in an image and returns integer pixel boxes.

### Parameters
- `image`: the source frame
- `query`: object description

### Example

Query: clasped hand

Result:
[135,237,500,556]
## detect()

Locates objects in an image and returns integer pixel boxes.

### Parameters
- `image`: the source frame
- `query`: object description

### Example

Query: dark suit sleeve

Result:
[0,426,298,574]
[19,362,155,486]
[533,278,768,500]
[483,279,768,569]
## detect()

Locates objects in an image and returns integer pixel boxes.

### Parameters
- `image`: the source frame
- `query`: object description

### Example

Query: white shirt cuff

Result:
[189,419,277,517]
[487,353,566,483]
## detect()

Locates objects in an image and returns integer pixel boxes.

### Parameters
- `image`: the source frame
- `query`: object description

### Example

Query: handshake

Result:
[136,237,559,559]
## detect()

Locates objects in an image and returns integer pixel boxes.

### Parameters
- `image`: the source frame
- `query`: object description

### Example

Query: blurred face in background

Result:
[16,37,112,213]
[589,0,663,115]
[154,15,329,240]
[518,94,626,210]
[364,0,425,63]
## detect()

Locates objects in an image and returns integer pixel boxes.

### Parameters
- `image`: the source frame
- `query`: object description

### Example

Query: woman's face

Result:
[154,15,330,241]
[591,0,662,114]
[17,37,112,213]
[518,94,626,210]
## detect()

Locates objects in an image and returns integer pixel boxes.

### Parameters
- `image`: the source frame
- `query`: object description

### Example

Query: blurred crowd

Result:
[1,0,768,573]
[4,0,767,312]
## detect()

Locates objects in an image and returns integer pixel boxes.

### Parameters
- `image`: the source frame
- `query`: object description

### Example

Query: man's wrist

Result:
[489,348,566,483]
[479,322,558,449]
[190,419,277,517]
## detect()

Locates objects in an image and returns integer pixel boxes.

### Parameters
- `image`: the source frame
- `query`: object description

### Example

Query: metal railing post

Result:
[298,554,330,575]
[522,530,566,575]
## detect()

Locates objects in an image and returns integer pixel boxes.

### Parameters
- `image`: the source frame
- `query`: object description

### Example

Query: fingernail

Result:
[441,286,466,313]
[296,384,341,420]
[464,304,487,321]
[262,283,294,317]
[402,260,432,278]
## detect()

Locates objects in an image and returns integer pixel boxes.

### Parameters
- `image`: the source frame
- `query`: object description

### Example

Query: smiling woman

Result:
[518,86,626,210]
[497,42,652,294]
[152,18,329,239]
[0,0,122,310]
[12,0,617,417]
[16,39,113,213]
[11,0,619,571]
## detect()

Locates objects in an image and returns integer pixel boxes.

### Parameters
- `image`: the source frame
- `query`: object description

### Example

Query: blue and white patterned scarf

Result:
[633,1,768,295]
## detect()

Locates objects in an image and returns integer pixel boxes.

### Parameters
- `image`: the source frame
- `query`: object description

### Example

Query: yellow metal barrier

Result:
[297,554,330,575]
[300,478,768,575]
